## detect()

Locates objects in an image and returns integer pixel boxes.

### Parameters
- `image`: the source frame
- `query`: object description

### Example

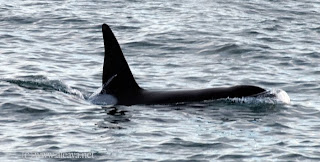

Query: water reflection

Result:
[96,106,131,129]
[98,99,285,130]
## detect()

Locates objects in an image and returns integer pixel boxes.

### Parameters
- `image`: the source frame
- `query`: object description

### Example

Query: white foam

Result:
[271,89,290,104]
[226,89,290,105]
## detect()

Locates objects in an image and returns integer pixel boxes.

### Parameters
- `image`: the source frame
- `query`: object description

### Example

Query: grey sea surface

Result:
[1,0,320,161]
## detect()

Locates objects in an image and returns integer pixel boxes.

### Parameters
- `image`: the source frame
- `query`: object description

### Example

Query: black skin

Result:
[100,24,266,106]
[116,86,266,105]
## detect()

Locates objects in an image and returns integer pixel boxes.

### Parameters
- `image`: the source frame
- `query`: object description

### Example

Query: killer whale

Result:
[95,23,266,106]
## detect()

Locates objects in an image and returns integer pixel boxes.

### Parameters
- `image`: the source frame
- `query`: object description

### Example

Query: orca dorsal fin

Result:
[101,24,141,95]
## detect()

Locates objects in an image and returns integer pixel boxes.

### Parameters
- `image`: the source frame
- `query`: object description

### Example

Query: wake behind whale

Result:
[89,24,290,106]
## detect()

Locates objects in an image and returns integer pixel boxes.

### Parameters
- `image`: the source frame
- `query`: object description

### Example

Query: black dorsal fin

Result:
[101,24,141,95]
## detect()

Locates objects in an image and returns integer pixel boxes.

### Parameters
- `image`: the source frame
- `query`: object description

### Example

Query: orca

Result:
[94,23,266,106]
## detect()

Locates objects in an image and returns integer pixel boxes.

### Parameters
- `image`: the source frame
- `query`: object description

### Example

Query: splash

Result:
[227,89,290,105]
[271,89,290,104]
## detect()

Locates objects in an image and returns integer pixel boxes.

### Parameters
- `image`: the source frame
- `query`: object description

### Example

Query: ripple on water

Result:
[1,75,84,98]
[160,137,235,150]
[1,102,50,114]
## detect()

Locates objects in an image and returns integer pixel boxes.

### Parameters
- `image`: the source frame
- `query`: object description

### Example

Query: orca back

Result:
[98,23,267,106]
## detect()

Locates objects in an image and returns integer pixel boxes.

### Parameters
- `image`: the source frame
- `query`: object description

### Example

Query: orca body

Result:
[97,24,266,106]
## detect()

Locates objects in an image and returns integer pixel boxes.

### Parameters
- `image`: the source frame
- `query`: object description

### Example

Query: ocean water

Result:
[1,0,320,161]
